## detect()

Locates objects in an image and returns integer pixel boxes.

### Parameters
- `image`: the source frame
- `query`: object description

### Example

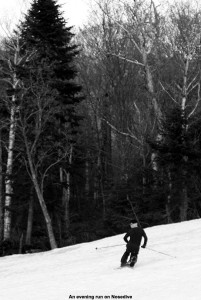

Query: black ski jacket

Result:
[123,227,148,252]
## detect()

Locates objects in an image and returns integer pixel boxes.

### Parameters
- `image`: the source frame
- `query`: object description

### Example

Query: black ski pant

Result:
[121,244,139,265]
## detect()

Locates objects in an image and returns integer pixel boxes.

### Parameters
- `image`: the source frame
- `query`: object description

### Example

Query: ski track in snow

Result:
[1,219,201,300]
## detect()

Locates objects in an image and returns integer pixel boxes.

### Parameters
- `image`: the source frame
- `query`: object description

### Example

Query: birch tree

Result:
[149,1,201,222]
[0,130,3,241]
[94,0,163,123]
[18,70,60,249]
[0,37,33,240]
[60,143,73,237]
[165,2,201,221]
[25,187,34,245]
[78,1,158,222]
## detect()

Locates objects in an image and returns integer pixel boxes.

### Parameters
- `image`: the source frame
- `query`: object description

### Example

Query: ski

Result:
[115,263,136,270]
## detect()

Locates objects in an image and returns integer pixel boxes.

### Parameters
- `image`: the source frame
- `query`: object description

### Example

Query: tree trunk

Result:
[101,117,112,182]
[100,180,106,221]
[56,215,62,246]
[166,171,173,223]
[25,188,34,245]
[61,144,73,238]
[142,48,162,190]
[180,186,188,221]
[32,172,57,249]
[24,134,57,249]
[19,233,24,254]
[141,150,146,195]
[2,40,33,241]
[100,96,112,220]
[0,131,3,241]
[180,165,188,221]
[4,99,17,240]
[94,154,101,208]
[93,165,99,208]
[85,158,90,196]
[179,57,189,221]
[62,185,70,236]
[142,48,162,122]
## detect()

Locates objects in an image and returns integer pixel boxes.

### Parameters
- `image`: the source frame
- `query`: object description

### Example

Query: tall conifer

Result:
[18,0,83,245]
[19,0,82,127]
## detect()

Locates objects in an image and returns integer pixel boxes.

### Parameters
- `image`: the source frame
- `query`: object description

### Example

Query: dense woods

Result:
[1,0,201,255]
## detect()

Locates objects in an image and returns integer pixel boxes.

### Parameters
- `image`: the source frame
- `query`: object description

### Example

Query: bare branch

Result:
[94,0,143,55]
[187,73,199,91]
[187,82,199,96]
[159,81,178,104]
[107,52,145,66]
[188,83,201,118]
[0,78,13,86]
[133,101,141,124]
[175,83,182,91]
[101,117,142,145]
[41,152,69,193]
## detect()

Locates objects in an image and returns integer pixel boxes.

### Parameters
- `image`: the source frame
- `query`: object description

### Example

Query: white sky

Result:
[0,0,193,38]
[0,0,90,37]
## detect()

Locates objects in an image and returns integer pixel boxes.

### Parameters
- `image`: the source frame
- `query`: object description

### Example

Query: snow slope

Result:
[1,219,201,300]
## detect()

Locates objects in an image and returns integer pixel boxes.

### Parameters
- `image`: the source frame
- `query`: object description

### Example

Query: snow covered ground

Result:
[1,219,201,300]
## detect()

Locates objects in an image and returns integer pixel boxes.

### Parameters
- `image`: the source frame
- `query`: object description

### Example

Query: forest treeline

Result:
[1,0,201,255]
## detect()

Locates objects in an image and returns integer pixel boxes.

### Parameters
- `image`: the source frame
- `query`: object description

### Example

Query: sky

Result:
[1,219,201,300]
[0,0,192,38]
[0,0,90,37]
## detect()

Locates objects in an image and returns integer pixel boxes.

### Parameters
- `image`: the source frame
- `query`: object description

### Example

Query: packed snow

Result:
[1,219,201,300]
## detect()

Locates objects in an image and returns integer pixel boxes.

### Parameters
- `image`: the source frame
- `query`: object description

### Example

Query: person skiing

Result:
[121,219,148,267]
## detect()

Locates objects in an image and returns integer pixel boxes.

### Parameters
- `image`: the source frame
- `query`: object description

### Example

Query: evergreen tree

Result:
[150,107,201,222]
[19,0,82,127]
[18,0,83,246]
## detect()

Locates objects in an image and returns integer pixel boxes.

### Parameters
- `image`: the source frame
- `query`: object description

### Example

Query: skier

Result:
[121,219,148,267]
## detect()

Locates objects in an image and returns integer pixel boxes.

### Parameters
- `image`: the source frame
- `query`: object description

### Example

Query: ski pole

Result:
[95,243,124,250]
[144,247,176,258]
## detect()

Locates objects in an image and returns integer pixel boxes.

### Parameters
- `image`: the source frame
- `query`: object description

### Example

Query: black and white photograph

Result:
[0,0,201,299]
